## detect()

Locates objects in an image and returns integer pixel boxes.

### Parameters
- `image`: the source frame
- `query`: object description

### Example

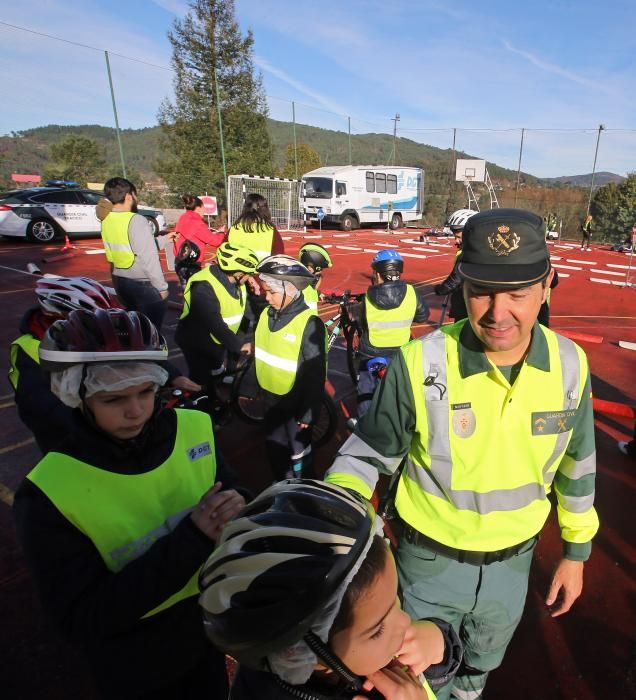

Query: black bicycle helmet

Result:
[257,254,315,290]
[199,479,376,668]
[299,243,333,273]
[39,308,168,372]
[175,240,201,265]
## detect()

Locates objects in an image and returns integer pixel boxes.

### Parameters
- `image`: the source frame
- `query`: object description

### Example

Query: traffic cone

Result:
[60,233,77,252]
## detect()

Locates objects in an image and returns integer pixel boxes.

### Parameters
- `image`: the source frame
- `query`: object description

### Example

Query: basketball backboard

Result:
[455,159,486,183]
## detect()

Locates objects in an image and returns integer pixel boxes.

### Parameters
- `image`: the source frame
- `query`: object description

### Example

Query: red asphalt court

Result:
[0,227,634,699]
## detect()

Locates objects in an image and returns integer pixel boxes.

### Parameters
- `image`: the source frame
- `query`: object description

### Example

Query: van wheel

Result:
[389,213,402,230]
[340,214,358,231]
[144,216,159,235]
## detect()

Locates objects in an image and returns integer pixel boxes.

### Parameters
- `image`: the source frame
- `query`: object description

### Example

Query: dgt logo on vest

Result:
[187,442,212,461]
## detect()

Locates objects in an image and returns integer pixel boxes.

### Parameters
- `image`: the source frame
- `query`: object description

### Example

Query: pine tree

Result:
[280,143,321,179]
[156,0,273,206]
[43,135,106,186]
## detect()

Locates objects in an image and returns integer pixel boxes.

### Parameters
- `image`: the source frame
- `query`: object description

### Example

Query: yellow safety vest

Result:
[365,284,417,348]
[302,284,319,314]
[395,321,597,551]
[26,409,217,618]
[101,211,136,268]
[255,307,314,395]
[180,266,246,343]
[8,334,40,391]
[227,221,275,261]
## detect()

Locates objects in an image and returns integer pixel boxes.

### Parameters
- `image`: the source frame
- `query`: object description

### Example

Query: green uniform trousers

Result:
[397,537,536,700]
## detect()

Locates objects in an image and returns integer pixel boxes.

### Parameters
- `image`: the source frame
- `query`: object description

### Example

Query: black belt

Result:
[403,524,537,566]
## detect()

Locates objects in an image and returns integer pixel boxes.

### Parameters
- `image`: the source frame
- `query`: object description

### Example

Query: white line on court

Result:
[552,264,582,271]
[590,269,626,277]
[566,259,596,265]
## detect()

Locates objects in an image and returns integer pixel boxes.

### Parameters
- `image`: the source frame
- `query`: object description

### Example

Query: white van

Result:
[303,165,424,231]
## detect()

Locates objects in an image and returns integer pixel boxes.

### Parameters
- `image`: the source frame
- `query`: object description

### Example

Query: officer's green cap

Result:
[457,208,550,288]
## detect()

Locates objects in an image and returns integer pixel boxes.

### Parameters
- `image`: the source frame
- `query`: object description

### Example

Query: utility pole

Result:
[292,101,298,179]
[586,124,605,217]
[214,67,228,205]
[514,128,525,207]
[348,116,352,165]
[391,113,400,165]
[104,51,127,179]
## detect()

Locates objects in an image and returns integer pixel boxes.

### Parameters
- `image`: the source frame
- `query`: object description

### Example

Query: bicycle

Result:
[322,290,364,385]
[230,357,338,449]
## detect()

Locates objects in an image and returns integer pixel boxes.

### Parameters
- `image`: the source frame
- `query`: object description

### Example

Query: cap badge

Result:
[488,225,520,256]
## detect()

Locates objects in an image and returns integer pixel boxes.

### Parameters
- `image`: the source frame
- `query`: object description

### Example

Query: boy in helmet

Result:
[199,479,462,699]
[356,250,429,416]
[175,241,258,393]
[298,242,333,312]
[13,308,246,698]
[253,255,327,480]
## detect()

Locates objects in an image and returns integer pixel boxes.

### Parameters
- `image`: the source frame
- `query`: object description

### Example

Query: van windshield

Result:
[305,177,333,199]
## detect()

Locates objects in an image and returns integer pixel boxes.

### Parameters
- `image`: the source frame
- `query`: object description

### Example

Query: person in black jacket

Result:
[9,277,199,455]
[252,255,327,480]
[13,308,245,699]
[200,480,462,700]
[175,242,258,392]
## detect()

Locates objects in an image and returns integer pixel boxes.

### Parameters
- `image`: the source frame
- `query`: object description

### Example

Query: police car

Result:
[0,184,166,243]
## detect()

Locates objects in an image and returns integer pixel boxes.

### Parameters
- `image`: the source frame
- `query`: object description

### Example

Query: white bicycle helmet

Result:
[35,277,116,315]
[447,209,477,232]
[257,255,315,290]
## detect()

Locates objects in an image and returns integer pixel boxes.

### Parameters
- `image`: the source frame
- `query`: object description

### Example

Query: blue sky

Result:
[0,0,634,177]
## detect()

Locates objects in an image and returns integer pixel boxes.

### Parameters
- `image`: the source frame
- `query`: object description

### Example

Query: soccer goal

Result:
[227,175,305,232]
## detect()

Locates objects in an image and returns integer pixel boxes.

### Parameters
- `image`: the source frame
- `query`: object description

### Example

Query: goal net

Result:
[227,175,305,232]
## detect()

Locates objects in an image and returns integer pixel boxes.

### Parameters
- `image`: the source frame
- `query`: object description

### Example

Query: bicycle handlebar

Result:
[323,290,365,304]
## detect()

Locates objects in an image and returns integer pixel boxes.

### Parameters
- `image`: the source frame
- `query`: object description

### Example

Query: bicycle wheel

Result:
[345,321,362,385]
[231,364,266,423]
[313,392,338,448]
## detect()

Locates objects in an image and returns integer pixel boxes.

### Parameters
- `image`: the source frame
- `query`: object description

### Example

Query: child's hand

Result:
[191,483,246,540]
[355,659,428,699]
[396,620,444,676]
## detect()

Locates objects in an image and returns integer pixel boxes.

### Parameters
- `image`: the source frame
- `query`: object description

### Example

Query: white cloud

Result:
[149,0,189,15]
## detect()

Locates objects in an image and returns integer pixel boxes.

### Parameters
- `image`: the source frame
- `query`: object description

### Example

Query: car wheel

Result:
[341,214,358,231]
[389,213,402,230]
[27,219,59,243]
[145,216,159,235]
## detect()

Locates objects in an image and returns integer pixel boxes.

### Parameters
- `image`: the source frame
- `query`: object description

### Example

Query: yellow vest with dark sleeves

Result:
[365,284,417,348]
[255,307,314,395]
[26,409,217,618]
[227,222,274,261]
[8,334,40,391]
[180,266,246,343]
[395,321,598,551]
[101,211,136,268]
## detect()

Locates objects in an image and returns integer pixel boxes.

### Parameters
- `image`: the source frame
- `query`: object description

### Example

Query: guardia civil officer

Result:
[325,208,599,700]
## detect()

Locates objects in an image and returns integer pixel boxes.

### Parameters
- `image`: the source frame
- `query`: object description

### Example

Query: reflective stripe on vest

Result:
[395,322,588,550]
[302,284,319,313]
[180,266,246,343]
[8,334,40,391]
[227,222,274,261]
[101,212,136,268]
[255,307,314,395]
[26,409,217,618]
[365,284,417,348]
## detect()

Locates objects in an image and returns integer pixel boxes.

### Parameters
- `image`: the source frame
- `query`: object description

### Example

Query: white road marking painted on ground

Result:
[400,252,428,259]
[303,234,323,239]
[552,264,582,271]
[411,246,446,253]
[0,437,35,455]
[590,277,630,287]
[336,246,363,251]
[590,269,626,277]
[550,256,562,260]
[332,233,351,238]
[85,249,106,255]
[566,258,596,265]
[282,236,292,240]
[607,263,633,270]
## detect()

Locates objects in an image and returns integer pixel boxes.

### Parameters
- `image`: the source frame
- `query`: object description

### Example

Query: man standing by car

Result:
[326,208,598,700]
[101,177,170,331]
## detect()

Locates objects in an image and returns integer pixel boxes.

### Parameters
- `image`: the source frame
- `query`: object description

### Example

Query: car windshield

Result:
[0,190,30,203]
[82,191,106,205]
[304,177,333,199]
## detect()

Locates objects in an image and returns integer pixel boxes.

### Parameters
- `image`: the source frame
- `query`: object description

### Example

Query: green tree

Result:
[591,174,636,242]
[42,135,106,186]
[280,143,321,178]
[156,0,273,206]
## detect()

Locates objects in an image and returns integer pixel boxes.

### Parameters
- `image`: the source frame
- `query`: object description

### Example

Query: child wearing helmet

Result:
[299,242,333,312]
[199,479,462,699]
[252,255,328,480]
[13,308,246,698]
[8,277,198,454]
[175,241,259,392]
[433,210,477,322]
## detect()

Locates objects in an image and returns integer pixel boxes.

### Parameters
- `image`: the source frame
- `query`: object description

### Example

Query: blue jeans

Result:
[113,276,167,332]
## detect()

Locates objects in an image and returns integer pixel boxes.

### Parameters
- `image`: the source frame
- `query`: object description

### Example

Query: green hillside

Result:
[0,119,538,192]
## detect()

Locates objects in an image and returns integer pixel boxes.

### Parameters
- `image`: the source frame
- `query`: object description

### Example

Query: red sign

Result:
[199,195,217,216]
[12,173,41,183]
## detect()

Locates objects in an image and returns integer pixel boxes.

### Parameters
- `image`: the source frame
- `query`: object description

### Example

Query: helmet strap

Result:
[303,631,365,693]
